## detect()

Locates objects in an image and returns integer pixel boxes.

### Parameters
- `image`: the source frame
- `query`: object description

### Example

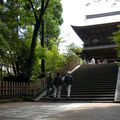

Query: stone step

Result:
[61,94,114,97]
[40,97,114,102]
[62,85,116,89]
[62,88,116,91]
[61,91,115,95]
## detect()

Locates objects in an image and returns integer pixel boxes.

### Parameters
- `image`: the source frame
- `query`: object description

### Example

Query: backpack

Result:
[53,76,62,87]
[64,74,73,85]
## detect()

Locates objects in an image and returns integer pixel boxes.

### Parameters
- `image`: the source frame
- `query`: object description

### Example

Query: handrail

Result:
[58,59,80,77]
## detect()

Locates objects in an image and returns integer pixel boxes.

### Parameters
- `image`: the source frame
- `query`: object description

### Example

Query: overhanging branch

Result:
[38,0,50,21]
[28,0,39,22]
[44,0,50,12]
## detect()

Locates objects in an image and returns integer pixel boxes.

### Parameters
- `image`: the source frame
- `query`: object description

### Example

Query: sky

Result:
[59,0,84,53]
[59,0,120,53]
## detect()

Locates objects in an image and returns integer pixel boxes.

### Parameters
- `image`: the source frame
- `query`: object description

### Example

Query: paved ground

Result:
[0,102,120,120]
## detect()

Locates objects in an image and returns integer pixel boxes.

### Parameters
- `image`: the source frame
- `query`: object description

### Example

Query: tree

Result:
[0,0,63,80]
[112,25,120,58]
[45,38,65,73]
[67,43,82,56]
[24,0,50,78]
[24,0,63,78]
[0,21,11,57]
[0,1,19,76]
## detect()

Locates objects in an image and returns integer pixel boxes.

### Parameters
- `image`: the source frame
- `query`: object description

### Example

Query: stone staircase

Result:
[61,63,118,101]
[39,63,118,102]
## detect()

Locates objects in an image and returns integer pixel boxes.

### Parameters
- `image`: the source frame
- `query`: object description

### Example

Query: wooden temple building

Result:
[72,11,120,63]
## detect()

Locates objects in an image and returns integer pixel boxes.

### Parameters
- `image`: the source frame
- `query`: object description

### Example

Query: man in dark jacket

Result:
[64,71,73,98]
[45,72,54,98]
[53,72,62,98]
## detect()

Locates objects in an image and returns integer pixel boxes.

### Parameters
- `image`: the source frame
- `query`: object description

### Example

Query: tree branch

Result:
[44,0,50,12]
[28,0,39,22]
[38,0,50,21]
[38,0,44,21]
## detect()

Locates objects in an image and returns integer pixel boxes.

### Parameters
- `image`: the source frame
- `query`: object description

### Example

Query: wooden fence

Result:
[0,78,46,100]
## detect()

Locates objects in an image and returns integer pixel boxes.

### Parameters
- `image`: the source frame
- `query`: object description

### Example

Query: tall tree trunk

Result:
[26,21,41,78]
[41,19,45,76]
[26,0,50,79]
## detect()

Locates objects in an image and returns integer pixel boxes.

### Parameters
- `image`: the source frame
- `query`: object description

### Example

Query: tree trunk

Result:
[26,0,50,79]
[26,21,41,78]
[41,19,45,75]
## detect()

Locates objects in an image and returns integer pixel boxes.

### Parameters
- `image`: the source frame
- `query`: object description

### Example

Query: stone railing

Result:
[58,59,80,77]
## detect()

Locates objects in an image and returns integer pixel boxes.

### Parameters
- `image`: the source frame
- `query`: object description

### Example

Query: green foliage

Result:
[45,39,65,73]
[67,43,82,56]
[0,20,11,56]
[61,43,82,65]
[112,25,120,58]
[44,0,63,39]
[23,0,63,78]
[0,0,64,81]
[33,38,65,77]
